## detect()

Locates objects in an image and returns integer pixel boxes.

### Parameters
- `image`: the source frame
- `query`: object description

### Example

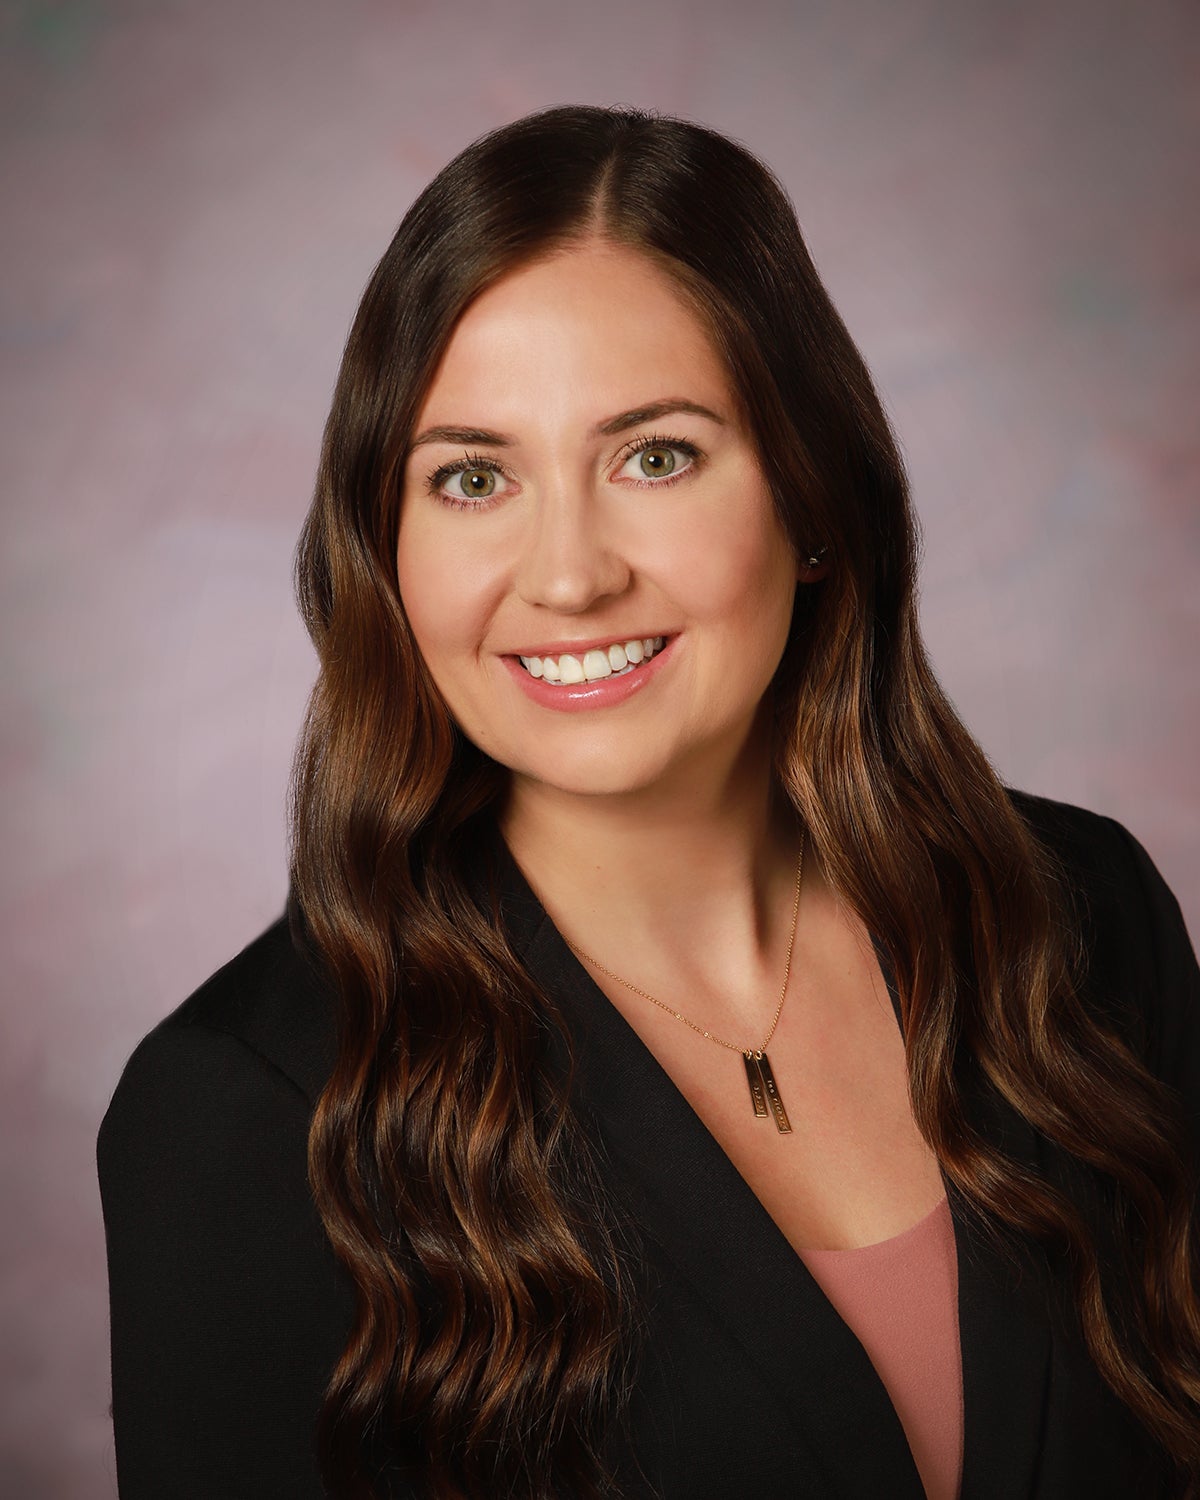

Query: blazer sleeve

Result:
[1110,818,1200,1157]
[97,1020,351,1499]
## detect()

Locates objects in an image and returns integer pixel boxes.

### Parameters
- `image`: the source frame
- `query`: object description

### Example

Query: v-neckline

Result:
[488,830,1053,1500]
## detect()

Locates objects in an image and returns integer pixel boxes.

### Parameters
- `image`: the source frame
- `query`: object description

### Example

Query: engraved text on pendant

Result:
[743,1050,792,1133]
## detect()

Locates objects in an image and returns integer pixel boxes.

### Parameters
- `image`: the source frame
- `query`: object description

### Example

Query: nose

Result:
[513,481,632,614]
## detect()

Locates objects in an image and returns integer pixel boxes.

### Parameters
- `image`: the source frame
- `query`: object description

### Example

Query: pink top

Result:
[797,1197,964,1500]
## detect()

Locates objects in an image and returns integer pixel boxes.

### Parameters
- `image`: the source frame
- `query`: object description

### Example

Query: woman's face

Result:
[396,240,802,802]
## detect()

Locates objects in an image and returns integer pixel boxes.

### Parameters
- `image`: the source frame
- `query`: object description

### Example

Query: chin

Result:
[506,747,680,801]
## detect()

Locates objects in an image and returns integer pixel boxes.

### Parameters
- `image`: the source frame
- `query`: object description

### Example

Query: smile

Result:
[518,636,666,685]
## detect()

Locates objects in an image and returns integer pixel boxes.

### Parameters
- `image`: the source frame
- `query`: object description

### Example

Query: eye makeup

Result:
[421,431,706,511]
[423,450,509,510]
[616,433,703,489]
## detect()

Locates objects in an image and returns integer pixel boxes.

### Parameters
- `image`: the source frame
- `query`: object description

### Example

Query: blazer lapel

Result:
[872,940,1052,1500]
[495,843,925,1496]
[953,1193,1052,1500]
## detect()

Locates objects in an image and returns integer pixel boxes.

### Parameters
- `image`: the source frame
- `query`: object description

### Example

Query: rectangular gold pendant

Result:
[755,1051,793,1133]
[743,1052,769,1117]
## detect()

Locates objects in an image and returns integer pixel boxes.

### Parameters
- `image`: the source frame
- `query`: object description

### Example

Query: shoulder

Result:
[1006,785,1157,893]
[97,906,338,1197]
[160,905,337,1108]
[1003,786,1200,1125]
[112,904,336,1115]
[96,910,351,1497]
[1003,785,1195,970]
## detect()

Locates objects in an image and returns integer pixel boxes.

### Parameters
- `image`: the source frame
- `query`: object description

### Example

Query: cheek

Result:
[399,537,465,672]
[661,489,795,630]
[395,522,483,670]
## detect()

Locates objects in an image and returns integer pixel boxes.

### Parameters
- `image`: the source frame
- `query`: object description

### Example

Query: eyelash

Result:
[424,450,502,511]
[423,433,703,510]
[621,433,702,489]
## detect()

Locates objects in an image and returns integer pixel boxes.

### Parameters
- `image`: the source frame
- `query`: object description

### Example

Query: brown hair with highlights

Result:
[290,105,1200,1497]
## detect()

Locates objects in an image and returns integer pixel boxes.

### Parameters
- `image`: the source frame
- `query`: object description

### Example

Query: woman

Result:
[97,106,1200,1499]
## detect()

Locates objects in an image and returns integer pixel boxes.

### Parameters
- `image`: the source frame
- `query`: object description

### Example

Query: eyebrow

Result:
[407,398,727,452]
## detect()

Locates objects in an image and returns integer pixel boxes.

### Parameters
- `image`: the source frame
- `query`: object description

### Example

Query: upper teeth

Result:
[519,636,665,683]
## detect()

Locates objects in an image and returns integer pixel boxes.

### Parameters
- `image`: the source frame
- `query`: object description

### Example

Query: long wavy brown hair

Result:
[289,106,1200,1498]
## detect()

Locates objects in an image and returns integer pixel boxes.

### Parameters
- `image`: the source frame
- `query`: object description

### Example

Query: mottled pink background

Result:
[2,1,1197,1493]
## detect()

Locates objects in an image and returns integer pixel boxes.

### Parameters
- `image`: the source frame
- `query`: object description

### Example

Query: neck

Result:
[497,732,806,1020]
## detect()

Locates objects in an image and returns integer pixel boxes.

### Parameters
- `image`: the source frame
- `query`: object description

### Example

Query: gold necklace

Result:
[566,832,805,1134]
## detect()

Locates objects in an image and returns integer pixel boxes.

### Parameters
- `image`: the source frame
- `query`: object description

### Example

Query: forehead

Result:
[414,242,737,428]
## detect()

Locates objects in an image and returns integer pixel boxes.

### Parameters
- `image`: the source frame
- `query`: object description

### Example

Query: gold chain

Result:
[565,831,805,1055]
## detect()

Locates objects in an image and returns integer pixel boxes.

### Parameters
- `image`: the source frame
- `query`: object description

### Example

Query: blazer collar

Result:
[869,939,1054,1498]
[488,832,1052,1499]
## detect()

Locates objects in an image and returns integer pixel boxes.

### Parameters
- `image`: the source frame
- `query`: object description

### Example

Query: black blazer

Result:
[97,790,1200,1498]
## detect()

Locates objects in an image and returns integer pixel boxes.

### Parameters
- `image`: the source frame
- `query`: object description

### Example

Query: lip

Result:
[501,634,678,712]
[506,632,674,658]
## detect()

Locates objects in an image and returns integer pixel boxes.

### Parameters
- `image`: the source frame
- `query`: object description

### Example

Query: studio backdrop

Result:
[1,2,1196,1495]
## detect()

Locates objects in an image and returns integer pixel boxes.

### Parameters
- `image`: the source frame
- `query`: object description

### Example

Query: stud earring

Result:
[804,545,829,568]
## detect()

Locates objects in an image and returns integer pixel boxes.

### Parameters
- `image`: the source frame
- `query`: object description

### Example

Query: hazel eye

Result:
[636,447,676,478]
[449,467,501,500]
[616,438,700,486]
[424,455,512,508]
